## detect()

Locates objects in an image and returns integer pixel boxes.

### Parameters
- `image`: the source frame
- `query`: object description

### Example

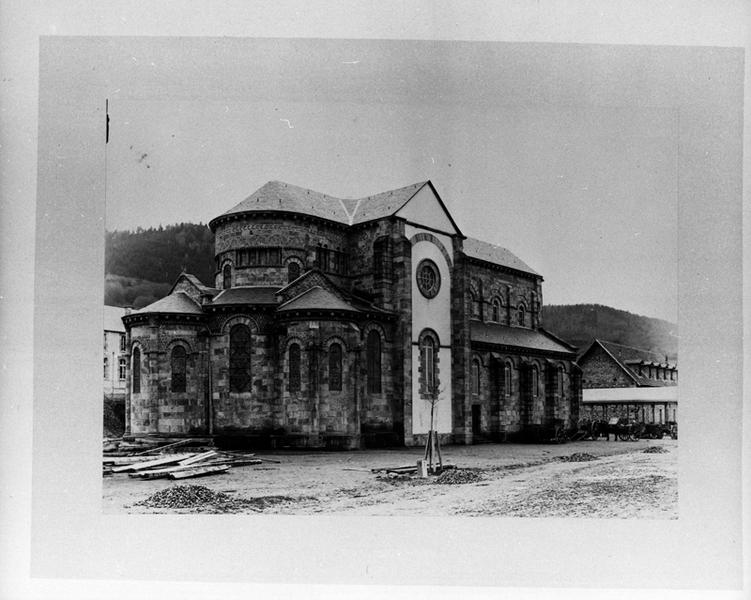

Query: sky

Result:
[102,38,681,322]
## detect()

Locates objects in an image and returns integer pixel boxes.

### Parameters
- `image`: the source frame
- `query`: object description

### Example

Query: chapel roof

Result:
[130,292,203,315]
[470,321,576,356]
[210,180,430,229]
[211,286,279,306]
[277,286,362,313]
[462,238,540,276]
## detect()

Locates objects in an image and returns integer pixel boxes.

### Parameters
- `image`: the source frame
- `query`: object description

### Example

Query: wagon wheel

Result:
[630,432,639,441]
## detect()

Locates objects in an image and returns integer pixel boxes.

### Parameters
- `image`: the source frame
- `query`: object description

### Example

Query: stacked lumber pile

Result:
[103,438,265,480]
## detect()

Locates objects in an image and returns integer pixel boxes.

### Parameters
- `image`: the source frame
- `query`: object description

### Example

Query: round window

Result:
[416,259,441,298]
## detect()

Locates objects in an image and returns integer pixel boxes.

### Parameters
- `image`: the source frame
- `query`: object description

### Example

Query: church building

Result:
[122,180,581,448]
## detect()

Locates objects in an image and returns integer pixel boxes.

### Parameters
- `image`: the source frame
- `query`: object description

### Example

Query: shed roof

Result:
[470,322,576,355]
[582,340,677,387]
[103,305,126,332]
[462,238,539,276]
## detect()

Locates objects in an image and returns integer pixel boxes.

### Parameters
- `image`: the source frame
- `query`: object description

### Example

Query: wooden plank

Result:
[110,453,194,473]
[168,465,229,480]
[178,450,218,466]
[134,438,195,456]
[103,456,163,465]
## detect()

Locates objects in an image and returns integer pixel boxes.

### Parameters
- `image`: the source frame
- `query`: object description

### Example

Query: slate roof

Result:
[131,292,203,315]
[210,180,430,229]
[462,238,540,276]
[470,322,576,355]
[588,339,677,387]
[277,286,361,313]
[103,305,126,332]
[211,286,279,306]
[179,273,219,295]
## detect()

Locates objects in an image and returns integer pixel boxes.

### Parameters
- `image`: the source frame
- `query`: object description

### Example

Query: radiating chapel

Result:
[122,180,581,447]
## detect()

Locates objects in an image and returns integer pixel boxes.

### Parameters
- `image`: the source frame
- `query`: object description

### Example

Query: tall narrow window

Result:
[373,237,391,280]
[288,343,301,392]
[504,363,512,396]
[287,261,300,283]
[421,335,436,394]
[366,331,382,393]
[329,343,343,391]
[531,365,539,396]
[132,347,141,394]
[229,324,251,392]
[103,357,109,380]
[171,346,187,393]
[472,360,481,395]
[492,298,501,322]
[308,348,318,397]
[119,334,126,352]
[517,304,526,326]
[223,264,232,289]
[470,292,482,320]
[119,358,126,381]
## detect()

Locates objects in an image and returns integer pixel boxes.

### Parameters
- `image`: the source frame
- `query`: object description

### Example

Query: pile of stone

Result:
[556,453,598,462]
[643,446,669,454]
[136,485,235,509]
[434,468,483,485]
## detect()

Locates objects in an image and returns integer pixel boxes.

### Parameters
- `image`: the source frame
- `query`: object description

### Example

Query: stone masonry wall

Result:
[580,344,635,388]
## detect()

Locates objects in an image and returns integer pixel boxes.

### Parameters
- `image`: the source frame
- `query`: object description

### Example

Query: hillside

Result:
[105,223,214,308]
[542,304,678,360]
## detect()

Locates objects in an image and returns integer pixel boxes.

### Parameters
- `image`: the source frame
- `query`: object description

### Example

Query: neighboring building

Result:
[121,180,581,447]
[578,339,677,424]
[104,305,128,401]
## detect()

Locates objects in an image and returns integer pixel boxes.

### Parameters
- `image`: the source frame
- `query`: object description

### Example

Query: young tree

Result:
[423,382,445,474]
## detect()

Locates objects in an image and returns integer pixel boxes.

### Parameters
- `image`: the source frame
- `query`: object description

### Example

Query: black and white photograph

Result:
[1,2,747,599]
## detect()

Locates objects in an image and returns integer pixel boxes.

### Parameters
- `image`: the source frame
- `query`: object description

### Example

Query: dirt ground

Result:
[102,438,677,518]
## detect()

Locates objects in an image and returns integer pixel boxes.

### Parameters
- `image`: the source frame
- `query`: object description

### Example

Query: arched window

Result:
[103,356,109,380]
[517,304,526,326]
[531,365,539,396]
[229,324,252,392]
[470,292,481,320]
[366,330,382,393]
[288,343,301,392]
[119,358,127,381]
[222,264,232,289]
[472,360,481,395]
[504,363,512,396]
[170,346,187,393]
[119,334,126,352]
[420,333,438,395]
[132,347,141,394]
[373,237,391,280]
[287,261,300,283]
[329,343,342,391]
[492,298,502,322]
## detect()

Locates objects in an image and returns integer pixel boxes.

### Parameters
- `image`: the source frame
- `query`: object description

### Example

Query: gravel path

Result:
[103,438,677,518]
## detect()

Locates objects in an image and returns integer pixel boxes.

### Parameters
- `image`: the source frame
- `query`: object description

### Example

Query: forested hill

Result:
[105,223,215,308]
[542,304,678,360]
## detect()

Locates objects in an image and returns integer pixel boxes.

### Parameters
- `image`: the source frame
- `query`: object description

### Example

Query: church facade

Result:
[122,180,581,448]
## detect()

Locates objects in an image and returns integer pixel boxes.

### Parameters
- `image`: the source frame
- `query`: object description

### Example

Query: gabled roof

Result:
[104,305,126,332]
[129,292,203,315]
[470,322,576,356]
[169,273,219,296]
[277,286,361,313]
[211,286,279,306]
[209,179,462,232]
[462,238,540,276]
[580,339,677,387]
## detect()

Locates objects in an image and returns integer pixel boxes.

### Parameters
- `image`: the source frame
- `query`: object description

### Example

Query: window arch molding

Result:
[490,296,504,322]
[284,255,304,283]
[221,260,234,290]
[417,328,440,397]
[517,302,527,327]
[409,232,453,267]
[130,342,144,395]
[220,314,258,336]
